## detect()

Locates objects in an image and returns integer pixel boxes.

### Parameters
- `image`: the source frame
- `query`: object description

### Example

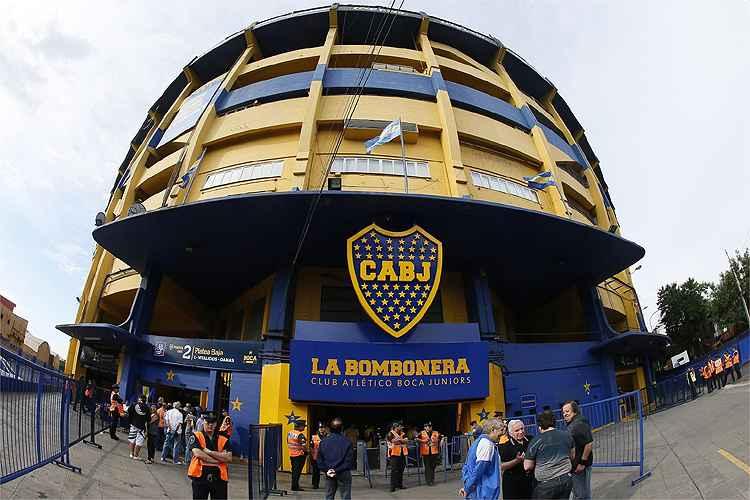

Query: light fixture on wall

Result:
[328,177,342,191]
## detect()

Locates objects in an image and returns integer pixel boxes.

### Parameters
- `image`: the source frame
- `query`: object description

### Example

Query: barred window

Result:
[470,170,539,203]
[330,156,430,178]
[203,160,284,189]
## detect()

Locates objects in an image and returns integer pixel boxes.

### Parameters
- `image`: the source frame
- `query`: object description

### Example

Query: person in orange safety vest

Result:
[723,352,735,384]
[732,349,742,380]
[387,421,409,492]
[310,422,329,490]
[418,421,445,486]
[704,361,715,393]
[287,420,307,491]
[187,411,232,499]
[714,357,724,389]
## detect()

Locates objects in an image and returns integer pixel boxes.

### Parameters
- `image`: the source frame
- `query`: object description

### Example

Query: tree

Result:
[710,248,750,332]
[657,279,714,358]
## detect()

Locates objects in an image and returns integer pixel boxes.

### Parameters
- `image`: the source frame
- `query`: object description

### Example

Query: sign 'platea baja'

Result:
[347,224,443,338]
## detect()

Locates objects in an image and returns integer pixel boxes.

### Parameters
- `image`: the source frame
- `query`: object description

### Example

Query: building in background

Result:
[60,5,668,459]
[1,294,28,350]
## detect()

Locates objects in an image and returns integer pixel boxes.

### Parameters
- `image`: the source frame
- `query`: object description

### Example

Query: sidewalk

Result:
[2,380,748,499]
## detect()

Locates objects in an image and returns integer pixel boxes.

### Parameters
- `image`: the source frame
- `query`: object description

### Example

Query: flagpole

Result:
[399,117,408,194]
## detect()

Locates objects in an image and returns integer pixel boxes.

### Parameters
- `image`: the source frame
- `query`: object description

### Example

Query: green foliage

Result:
[709,249,750,332]
[657,279,713,357]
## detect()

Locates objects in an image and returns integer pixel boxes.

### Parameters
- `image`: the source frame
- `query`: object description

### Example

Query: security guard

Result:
[109,384,123,440]
[310,423,328,489]
[387,421,408,492]
[714,357,724,389]
[723,352,735,384]
[187,411,232,500]
[287,419,307,491]
[418,421,444,486]
[704,360,715,393]
[732,348,742,380]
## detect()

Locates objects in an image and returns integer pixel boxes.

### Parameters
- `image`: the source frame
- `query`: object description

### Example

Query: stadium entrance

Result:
[308,402,459,439]
[145,384,203,408]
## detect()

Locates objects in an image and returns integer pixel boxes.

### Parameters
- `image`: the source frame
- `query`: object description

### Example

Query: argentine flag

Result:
[524,171,555,190]
[364,119,402,154]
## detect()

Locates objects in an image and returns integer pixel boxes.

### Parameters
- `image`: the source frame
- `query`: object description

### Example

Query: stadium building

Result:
[61,5,668,457]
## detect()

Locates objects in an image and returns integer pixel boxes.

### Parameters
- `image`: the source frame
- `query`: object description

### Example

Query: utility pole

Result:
[724,249,750,327]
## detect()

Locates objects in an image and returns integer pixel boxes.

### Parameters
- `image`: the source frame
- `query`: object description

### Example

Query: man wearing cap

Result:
[108,384,124,440]
[387,421,408,492]
[287,419,308,491]
[418,422,445,486]
[188,411,232,499]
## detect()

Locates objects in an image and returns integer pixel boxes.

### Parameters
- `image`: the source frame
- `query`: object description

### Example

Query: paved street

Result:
[2,379,748,499]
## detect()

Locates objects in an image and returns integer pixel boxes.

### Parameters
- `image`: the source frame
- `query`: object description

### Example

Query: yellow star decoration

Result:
[166,369,175,381]
[583,381,591,395]
[230,397,243,411]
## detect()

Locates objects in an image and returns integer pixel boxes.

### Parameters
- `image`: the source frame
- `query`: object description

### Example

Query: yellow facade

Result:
[65,7,646,440]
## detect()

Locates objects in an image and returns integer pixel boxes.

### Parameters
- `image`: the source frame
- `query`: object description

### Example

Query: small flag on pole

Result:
[179,149,206,189]
[523,171,555,190]
[364,119,402,154]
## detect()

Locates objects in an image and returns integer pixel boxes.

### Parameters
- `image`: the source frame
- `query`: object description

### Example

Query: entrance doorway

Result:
[148,384,204,409]
[308,403,459,443]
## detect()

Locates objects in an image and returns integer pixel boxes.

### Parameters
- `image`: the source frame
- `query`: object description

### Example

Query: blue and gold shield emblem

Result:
[347,224,443,338]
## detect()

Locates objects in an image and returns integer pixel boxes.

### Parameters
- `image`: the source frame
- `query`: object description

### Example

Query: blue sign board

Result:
[289,339,488,404]
[140,335,262,373]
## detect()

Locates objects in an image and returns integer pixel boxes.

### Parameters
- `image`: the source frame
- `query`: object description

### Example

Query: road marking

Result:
[718,449,750,475]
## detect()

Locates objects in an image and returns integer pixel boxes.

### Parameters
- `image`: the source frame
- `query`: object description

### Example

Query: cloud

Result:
[42,242,90,275]
[32,26,93,61]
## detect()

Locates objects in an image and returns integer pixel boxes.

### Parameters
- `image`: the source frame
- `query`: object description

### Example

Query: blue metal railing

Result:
[247,424,283,499]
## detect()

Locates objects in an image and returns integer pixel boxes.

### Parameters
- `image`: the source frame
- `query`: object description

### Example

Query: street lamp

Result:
[648,310,660,331]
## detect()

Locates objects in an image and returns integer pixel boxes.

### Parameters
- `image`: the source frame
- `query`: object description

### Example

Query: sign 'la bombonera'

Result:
[346,224,443,338]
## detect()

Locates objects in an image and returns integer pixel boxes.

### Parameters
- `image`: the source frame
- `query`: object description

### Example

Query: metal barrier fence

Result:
[0,347,113,484]
[247,424,283,499]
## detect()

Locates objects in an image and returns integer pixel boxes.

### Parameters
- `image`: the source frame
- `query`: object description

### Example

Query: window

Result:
[331,157,430,178]
[203,160,284,189]
[470,171,539,203]
[320,286,443,323]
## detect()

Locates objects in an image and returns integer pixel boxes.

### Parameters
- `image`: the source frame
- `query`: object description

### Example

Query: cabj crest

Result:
[347,224,443,338]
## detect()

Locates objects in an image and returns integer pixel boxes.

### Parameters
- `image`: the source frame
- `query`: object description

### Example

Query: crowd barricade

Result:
[247,424,283,499]
[0,347,81,484]
[577,390,650,485]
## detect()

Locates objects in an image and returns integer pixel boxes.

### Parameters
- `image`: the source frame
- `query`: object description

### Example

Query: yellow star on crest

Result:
[231,397,243,411]
[166,369,175,381]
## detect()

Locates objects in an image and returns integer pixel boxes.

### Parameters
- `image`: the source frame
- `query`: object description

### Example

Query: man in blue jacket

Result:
[460,418,506,500]
[318,417,354,500]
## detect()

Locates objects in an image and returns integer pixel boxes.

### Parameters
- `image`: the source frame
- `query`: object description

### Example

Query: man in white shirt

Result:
[161,402,184,464]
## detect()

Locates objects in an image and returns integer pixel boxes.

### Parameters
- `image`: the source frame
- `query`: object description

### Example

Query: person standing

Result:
[318,417,353,500]
[387,422,408,492]
[109,384,124,440]
[524,410,574,499]
[219,411,233,438]
[714,357,724,389]
[188,411,232,499]
[459,418,505,500]
[162,402,185,464]
[146,405,160,464]
[732,348,742,380]
[723,352,735,384]
[499,420,533,500]
[704,360,715,393]
[184,412,197,466]
[127,395,150,460]
[562,401,593,500]
[418,421,444,486]
[287,420,308,491]
[156,400,167,451]
[310,423,328,489]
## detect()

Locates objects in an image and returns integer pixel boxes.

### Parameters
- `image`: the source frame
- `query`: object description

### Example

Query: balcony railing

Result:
[558,162,589,188]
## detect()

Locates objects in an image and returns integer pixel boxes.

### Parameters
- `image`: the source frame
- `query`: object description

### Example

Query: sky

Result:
[1,1,748,357]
